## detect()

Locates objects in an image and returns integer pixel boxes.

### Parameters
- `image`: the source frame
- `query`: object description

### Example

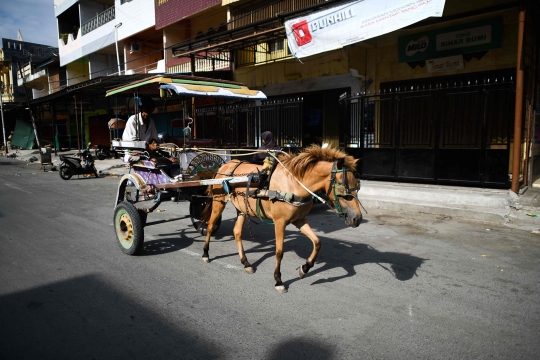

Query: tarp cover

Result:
[12,120,35,149]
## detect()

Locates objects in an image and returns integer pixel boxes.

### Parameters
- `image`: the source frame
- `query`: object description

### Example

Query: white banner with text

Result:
[285,0,446,59]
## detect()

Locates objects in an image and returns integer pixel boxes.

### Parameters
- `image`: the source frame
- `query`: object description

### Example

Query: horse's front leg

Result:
[202,196,226,263]
[292,219,321,279]
[233,211,255,274]
[274,222,287,293]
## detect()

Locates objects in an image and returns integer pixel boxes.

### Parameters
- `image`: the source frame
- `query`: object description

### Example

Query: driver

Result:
[122,96,158,142]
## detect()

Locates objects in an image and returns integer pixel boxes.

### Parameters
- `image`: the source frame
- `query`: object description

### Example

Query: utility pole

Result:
[0,81,7,155]
[115,23,123,75]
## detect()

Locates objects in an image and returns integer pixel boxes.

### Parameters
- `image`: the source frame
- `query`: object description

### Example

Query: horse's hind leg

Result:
[202,193,226,263]
[274,223,287,293]
[293,219,321,279]
[233,212,255,274]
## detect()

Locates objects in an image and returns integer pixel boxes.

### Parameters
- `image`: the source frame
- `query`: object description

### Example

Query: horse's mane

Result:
[278,145,357,179]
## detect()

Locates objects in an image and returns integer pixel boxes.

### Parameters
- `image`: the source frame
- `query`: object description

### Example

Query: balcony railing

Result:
[81,7,115,35]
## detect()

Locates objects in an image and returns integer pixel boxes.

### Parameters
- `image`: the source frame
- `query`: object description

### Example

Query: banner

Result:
[285,0,446,59]
[397,18,502,62]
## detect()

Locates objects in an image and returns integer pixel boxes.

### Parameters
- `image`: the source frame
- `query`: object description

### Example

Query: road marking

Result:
[180,248,243,270]
[4,183,32,194]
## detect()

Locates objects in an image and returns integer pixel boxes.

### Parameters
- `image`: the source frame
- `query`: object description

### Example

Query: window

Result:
[268,40,284,53]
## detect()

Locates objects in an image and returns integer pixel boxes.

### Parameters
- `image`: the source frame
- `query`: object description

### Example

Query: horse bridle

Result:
[325,161,361,218]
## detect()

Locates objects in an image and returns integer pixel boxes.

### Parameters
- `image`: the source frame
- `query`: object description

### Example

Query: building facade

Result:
[28,0,539,191]
[164,0,538,190]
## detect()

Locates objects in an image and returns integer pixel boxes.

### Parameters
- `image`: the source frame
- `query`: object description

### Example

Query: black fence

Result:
[195,97,303,148]
[348,69,515,187]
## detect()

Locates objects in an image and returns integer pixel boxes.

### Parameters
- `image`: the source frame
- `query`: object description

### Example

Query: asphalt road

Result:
[1,157,539,359]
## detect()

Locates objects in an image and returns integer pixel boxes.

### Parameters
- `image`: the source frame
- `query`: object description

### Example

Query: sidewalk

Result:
[3,148,540,232]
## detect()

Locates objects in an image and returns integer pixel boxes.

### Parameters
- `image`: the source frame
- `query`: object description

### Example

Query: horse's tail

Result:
[197,186,214,231]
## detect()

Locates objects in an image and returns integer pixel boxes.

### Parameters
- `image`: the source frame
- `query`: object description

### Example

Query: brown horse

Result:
[199,145,362,293]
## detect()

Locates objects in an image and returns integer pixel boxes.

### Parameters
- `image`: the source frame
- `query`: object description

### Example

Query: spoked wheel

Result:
[190,196,221,236]
[114,201,144,255]
[59,165,73,180]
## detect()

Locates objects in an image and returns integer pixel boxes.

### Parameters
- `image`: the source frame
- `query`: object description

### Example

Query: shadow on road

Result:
[267,336,335,359]
[0,275,221,359]
[189,210,426,290]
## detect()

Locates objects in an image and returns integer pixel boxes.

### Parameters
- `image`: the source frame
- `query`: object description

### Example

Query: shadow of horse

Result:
[246,233,425,287]
[205,221,425,286]
[142,209,424,286]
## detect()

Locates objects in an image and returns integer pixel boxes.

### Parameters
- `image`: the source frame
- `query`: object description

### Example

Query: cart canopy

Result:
[106,74,266,100]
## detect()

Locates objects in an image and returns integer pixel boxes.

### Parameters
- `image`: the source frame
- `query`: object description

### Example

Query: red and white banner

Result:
[285,0,446,59]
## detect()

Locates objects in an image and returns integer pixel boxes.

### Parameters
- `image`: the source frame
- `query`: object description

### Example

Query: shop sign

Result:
[285,0,446,59]
[398,18,502,63]
[426,55,464,73]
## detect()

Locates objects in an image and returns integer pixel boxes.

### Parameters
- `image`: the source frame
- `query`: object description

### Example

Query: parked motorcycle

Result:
[59,142,99,180]
[94,144,119,160]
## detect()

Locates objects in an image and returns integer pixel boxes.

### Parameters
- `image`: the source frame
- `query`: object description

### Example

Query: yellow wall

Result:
[66,59,89,86]
[235,48,350,88]
[234,9,518,91]
[360,8,519,91]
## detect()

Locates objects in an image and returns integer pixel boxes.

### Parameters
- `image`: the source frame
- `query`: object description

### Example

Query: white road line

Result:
[4,183,32,194]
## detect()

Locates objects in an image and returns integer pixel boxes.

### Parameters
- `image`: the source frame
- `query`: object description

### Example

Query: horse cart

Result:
[107,75,267,255]
[107,75,363,293]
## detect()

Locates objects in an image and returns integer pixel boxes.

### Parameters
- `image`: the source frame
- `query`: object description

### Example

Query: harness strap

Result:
[251,189,313,207]
[256,198,274,225]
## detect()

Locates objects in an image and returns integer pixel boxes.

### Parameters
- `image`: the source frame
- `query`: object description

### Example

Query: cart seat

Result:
[130,160,181,183]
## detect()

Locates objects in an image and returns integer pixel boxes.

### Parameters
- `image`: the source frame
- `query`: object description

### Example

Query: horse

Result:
[199,145,363,293]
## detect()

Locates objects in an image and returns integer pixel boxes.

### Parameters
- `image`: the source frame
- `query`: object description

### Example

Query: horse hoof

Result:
[298,266,306,279]
[244,266,255,274]
[275,285,287,293]
[202,257,210,263]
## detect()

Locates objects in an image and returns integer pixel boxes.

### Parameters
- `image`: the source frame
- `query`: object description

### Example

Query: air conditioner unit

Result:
[130,42,141,54]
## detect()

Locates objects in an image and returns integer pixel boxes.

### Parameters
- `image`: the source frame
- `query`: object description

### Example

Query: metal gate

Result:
[348,70,515,187]
[196,97,303,148]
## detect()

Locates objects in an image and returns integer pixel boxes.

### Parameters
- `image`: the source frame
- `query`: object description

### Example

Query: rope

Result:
[267,152,329,205]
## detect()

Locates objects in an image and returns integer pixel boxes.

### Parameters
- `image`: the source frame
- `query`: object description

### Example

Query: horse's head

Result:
[280,145,363,227]
[325,157,363,228]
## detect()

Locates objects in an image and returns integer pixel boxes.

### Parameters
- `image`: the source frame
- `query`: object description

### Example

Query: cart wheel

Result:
[190,197,221,236]
[114,201,144,255]
[59,165,73,180]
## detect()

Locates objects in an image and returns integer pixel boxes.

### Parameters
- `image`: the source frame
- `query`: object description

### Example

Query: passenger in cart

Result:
[146,138,178,166]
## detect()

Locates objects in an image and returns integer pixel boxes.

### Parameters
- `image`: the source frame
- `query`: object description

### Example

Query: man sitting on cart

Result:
[146,138,178,165]
[122,96,158,142]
